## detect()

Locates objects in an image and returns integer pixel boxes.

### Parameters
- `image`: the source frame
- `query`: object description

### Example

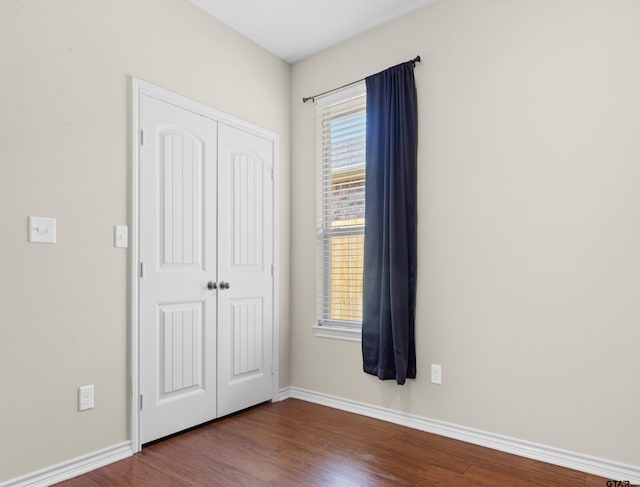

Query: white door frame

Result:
[129,77,280,453]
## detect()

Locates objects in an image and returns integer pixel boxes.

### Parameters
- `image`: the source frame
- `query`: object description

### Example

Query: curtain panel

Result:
[362,61,418,385]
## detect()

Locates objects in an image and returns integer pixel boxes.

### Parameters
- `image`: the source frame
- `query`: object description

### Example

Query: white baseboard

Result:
[278,385,292,401]
[1,442,133,487]
[280,386,640,483]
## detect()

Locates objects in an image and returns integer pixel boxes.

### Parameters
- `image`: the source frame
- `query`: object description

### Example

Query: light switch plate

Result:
[114,225,128,248]
[29,216,56,243]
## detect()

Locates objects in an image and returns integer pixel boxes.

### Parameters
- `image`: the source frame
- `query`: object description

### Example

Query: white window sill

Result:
[311,325,362,342]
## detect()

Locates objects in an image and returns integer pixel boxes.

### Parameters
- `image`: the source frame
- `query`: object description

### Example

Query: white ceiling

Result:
[190,0,435,64]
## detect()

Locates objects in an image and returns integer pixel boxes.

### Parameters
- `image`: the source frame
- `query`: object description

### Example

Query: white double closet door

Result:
[139,94,274,444]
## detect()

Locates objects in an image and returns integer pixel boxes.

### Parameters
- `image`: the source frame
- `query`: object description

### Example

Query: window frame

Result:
[313,83,366,341]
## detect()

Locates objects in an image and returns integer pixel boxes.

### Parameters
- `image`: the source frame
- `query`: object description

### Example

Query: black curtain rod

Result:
[302,55,421,103]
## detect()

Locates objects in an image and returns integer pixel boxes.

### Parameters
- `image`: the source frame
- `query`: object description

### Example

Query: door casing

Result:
[130,78,280,452]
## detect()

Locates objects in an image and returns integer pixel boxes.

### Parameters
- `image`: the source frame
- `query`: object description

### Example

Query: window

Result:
[316,83,366,333]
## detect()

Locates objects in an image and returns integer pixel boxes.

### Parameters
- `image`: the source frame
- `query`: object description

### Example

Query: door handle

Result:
[219,281,230,290]
[207,281,217,290]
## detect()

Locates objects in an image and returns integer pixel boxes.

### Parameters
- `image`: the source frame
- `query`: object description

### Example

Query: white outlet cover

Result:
[79,384,94,411]
[431,364,442,385]
[29,216,56,243]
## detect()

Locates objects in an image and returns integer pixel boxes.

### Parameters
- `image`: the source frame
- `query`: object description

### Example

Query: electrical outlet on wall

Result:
[79,385,94,411]
[431,364,442,385]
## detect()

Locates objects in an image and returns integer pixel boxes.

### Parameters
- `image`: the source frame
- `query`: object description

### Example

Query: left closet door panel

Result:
[139,94,218,444]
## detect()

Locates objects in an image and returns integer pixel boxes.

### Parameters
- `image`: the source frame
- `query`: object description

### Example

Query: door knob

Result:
[219,281,230,290]
[207,281,217,290]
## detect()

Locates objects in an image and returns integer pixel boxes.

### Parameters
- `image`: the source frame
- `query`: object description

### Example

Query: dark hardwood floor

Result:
[57,399,609,486]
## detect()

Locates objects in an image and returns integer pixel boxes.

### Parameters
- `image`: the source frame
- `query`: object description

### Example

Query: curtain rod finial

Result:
[413,55,421,64]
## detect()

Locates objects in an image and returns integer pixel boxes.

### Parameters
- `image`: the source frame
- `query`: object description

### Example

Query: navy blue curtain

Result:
[362,61,418,385]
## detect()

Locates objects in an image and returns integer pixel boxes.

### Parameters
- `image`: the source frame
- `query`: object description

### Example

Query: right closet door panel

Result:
[216,123,274,417]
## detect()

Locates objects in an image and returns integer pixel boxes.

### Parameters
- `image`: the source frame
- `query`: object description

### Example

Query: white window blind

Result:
[316,83,366,328]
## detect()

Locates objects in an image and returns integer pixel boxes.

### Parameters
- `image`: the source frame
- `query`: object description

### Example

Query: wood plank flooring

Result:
[56,399,610,486]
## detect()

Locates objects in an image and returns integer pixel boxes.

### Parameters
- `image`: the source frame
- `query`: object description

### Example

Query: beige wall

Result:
[290,0,640,467]
[0,0,290,481]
